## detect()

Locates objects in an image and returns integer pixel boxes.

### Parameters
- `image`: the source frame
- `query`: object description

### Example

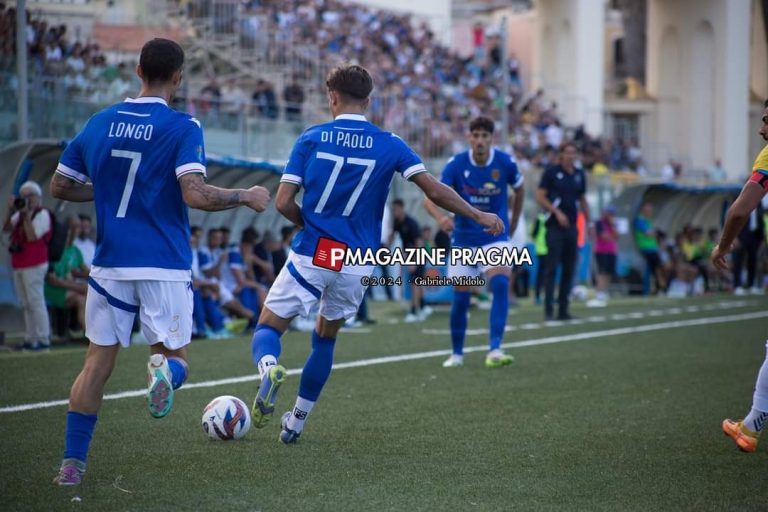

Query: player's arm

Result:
[50,173,94,202]
[231,266,258,291]
[275,182,304,228]
[712,181,766,270]
[412,173,503,235]
[535,187,569,228]
[179,174,269,212]
[423,197,455,232]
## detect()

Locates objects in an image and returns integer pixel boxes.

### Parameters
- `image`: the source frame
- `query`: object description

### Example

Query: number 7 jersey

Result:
[281,114,427,259]
[55,96,206,280]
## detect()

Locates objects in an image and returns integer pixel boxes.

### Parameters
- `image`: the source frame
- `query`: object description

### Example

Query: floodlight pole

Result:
[16,0,28,142]
[499,16,509,152]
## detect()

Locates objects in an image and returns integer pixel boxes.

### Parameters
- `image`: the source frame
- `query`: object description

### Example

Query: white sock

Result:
[746,341,768,432]
[286,396,315,433]
[257,356,277,380]
[744,408,768,433]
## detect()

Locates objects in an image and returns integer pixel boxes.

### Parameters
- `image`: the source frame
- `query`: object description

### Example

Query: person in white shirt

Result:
[73,214,96,268]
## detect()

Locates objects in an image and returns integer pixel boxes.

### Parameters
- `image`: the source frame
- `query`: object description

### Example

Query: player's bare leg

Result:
[55,343,119,485]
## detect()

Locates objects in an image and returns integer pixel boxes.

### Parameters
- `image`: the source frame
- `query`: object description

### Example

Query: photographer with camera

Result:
[2,181,52,351]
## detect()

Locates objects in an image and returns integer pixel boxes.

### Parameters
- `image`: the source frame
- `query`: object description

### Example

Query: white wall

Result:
[646,0,750,178]
[750,0,768,103]
[533,0,606,136]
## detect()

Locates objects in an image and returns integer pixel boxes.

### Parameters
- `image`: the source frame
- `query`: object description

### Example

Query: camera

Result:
[8,242,22,254]
[13,197,26,211]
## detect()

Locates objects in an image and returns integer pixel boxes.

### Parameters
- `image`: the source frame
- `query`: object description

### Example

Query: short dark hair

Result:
[241,227,258,244]
[139,38,184,85]
[77,213,91,222]
[280,226,294,241]
[560,142,578,153]
[219,226,230,234]
[469,116,495,134]
[392,198,405,208]
[326,65,373,102]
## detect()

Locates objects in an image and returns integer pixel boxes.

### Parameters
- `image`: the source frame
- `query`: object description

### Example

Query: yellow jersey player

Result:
[712,98,768,452]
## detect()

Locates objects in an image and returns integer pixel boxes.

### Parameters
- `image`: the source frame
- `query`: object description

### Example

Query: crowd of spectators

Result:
[4,1,732,183]
[185,0,695,175]
[0,4,138,107]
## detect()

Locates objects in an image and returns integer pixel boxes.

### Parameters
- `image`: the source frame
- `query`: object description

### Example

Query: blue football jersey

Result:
[281,114,426,257]
[55,97,205,277]
[440,148,523,247]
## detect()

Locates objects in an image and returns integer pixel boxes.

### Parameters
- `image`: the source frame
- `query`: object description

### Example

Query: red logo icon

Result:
[313,237,348,272]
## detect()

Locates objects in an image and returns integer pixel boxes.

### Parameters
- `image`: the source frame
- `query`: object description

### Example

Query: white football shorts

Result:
[448,240,513,279]
[265,251,367,321]
[85,277,193,349]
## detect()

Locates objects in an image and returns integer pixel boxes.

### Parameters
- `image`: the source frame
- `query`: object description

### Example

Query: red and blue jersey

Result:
[440,149,523,247]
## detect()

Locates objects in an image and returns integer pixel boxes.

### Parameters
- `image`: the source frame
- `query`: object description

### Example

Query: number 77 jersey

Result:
[282,114,427,260]
[54,97,206,279]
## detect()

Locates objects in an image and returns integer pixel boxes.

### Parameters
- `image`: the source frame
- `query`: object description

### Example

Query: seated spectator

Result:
[252,229,276,285]
[44,216,89,335]
[252,79,278,119]
[283,78,305,122]
[200,228,257,331]
[271,226,294,275]
[73,213,95,268]
[666,233,700,297]
[220,79,247,128]
[190,226,229,339]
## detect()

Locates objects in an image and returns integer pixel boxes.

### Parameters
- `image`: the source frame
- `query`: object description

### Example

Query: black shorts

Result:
[641,250,661,271]
[595,253,616,276]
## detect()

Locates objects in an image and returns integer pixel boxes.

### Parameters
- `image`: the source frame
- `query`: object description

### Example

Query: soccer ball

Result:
[201,395,251,441]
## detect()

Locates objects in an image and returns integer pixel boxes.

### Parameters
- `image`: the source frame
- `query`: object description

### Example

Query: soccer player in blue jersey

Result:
[49,39,270,485]
[249,65,504,443]
[424,116,525,369]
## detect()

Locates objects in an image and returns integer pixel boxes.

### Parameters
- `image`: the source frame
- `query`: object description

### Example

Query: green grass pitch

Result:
[2,295,767,511]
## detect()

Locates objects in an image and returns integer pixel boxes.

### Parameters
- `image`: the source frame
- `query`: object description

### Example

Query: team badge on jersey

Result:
[491,169,500,181]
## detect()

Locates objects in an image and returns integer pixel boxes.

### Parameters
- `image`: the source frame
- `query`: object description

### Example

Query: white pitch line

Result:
[2,310,766,414]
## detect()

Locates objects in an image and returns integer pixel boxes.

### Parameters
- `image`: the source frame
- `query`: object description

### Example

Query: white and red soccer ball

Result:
[201,395,251,440]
